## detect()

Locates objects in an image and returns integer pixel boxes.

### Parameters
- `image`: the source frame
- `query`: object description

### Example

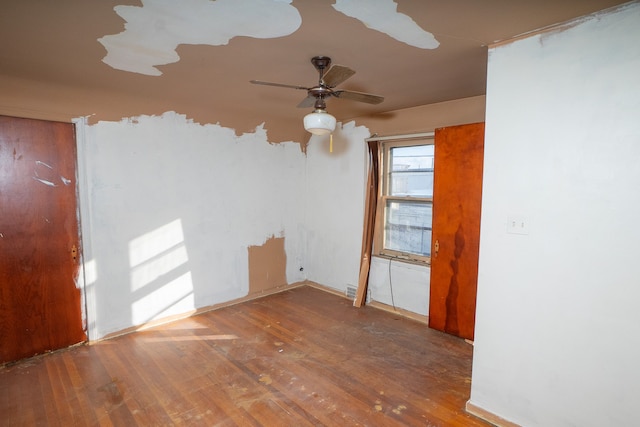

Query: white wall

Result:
[368,257,429,315]
[78,110,428,340]
[350,97,485,311]
[303,97,485,311]
[303,121,369,292]
[303,121,430,315]
[78,113,306,339]
[470,3,640,426]
[76,97,484,339]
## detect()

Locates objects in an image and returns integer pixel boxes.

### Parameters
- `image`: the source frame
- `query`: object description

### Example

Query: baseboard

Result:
[305,281,429,325]
[96,281,308,342]
[466,401,521,427]
[305,281,354,300]
[95,281,429,342]
[366,300,428,324]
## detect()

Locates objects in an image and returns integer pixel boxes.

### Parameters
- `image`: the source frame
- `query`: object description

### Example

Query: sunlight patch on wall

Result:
[129,219,188,289]
[99,0,302,75]
[80,258,98,287]
[333,0,439,49]
[131,272,195,325]
[128,219,194,324]
[128,218,184,264]
[130,245,189,292]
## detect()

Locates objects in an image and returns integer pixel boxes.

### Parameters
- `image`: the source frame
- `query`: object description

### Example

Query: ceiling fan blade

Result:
[297,96,316,108]
[250,80,309,90]
[333,90,384,104]
[322,65,355,88]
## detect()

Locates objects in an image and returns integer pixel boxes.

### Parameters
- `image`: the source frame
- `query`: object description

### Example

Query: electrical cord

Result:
[388,257,397,311]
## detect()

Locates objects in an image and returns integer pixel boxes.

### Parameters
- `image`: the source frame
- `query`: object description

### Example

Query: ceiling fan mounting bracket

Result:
[311,56,331,72]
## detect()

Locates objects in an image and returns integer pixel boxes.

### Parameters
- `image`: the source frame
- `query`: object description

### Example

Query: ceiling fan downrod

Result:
[311,55,332,80]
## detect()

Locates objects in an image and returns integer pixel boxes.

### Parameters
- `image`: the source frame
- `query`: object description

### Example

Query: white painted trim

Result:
[466,401,521,427]
[97,282,308,342]
[365,131,434,142]
[489,1,636,48]
[72,116,97,341]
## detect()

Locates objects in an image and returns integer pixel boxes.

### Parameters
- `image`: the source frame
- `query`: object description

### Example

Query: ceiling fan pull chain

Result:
[330,133,333,153]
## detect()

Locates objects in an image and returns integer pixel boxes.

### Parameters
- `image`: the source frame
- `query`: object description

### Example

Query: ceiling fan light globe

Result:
[304,111,336,135]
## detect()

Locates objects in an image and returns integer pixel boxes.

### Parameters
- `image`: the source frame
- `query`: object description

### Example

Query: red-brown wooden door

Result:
[429,122,484,341]
[0,115,86,363]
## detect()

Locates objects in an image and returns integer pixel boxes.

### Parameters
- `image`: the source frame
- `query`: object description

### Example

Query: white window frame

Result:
[372,134,434,265]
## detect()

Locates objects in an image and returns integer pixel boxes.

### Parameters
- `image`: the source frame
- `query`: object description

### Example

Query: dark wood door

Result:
[429,122,484,341]
[0,115,86,363]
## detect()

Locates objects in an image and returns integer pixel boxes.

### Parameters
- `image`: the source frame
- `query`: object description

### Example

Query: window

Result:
[375,138,434,264]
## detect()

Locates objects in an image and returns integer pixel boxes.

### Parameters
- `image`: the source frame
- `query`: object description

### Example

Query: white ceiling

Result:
[0,0,629,141]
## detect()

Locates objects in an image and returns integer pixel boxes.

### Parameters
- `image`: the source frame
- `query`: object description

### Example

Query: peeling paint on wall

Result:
[248,235,288,294]
[80,111,306,338]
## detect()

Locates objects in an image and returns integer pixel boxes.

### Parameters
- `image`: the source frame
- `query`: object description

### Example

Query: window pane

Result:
[384,201,432,257]
[389,145,434,197]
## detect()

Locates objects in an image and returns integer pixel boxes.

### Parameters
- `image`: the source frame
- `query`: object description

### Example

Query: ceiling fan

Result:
[250,56,384,135]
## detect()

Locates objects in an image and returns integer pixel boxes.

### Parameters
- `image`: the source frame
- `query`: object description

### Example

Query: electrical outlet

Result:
[507,215,529,235]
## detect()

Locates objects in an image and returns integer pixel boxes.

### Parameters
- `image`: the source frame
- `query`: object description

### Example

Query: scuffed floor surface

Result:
[0,285,490,426]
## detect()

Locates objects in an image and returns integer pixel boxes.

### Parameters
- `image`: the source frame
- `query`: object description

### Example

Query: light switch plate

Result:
[507,215,529,235]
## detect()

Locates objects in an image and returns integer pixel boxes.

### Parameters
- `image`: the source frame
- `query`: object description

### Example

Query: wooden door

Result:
[0,115,86,363]
[429,122,484,341]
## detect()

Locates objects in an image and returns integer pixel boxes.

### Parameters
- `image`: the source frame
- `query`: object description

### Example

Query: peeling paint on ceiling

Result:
[333,0,439,49]
[1,0,628,142]
[99,0,439,76]
[99,0,302,75]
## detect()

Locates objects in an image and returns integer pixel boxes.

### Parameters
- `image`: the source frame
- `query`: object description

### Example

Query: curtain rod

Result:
[365,131,434,142]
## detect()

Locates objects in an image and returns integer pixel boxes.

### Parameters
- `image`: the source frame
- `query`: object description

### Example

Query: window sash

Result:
[383,199,432,257]
[374,137,434,264]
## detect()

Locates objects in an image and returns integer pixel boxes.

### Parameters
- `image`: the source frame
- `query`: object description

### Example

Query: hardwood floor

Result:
[0,285,490,426]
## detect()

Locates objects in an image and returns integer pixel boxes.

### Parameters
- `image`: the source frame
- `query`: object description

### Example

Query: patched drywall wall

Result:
[248,235,288,294]
[470,3,640,426]
[78,112,306,339]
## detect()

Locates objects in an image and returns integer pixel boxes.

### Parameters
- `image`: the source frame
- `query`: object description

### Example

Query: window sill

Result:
[374,253,430,267]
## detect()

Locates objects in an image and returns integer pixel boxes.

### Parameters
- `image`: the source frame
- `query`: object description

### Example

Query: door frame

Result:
[73,116,97,341]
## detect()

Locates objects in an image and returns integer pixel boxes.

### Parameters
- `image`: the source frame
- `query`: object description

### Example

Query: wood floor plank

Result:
[126,332,256,425]
[61,351,100,425]
[44,355,74,426]
[95,340,181,425]
[0,285,490,426]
